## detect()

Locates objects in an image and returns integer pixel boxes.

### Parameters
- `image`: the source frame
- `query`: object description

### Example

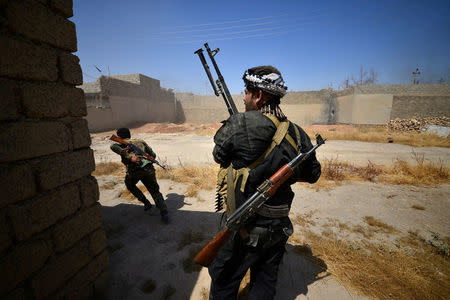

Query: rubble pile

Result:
[388,117,450,132]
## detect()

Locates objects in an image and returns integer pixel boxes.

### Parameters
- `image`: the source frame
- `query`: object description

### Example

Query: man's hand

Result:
[131,156,141,165]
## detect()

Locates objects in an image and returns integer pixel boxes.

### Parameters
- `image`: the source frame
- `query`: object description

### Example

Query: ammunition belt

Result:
[257,204,290,218]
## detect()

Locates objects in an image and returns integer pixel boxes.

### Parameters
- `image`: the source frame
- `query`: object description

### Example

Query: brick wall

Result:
[390,95,450,120]
[0,0,108,298]
[353,83,450,95]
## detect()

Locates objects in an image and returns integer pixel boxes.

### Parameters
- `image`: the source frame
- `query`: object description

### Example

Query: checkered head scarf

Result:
[242,67,288,98]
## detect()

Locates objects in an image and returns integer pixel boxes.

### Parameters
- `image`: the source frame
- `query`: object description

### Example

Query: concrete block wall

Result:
[0,0,108,298]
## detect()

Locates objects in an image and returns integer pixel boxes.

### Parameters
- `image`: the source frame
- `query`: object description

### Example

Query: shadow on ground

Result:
[100,192,328,299]
[274,244,328,299]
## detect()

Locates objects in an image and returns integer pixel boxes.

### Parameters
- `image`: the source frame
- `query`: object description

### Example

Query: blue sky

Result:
[72,0,450,94]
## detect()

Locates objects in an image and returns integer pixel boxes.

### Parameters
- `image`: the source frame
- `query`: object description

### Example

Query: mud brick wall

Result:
[0,0,108,299]
[390,94,450,120]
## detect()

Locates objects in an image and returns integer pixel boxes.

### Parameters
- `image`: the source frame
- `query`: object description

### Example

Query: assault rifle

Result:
[109,135,166,170]
[194,134,326,267]
[194,42,238,116]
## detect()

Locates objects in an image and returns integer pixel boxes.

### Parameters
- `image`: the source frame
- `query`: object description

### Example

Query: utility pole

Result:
[412,68,421,84]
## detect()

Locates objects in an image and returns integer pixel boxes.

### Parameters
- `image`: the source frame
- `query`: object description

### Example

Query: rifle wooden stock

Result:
[194,228,232,267]
[110,134,126,145]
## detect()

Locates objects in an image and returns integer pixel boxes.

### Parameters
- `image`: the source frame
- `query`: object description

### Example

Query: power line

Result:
[79,0,391,36]
[85,5,421,46]
[82,72,97,80]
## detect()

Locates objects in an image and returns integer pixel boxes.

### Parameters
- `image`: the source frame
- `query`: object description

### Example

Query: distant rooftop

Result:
[79,73,161,94]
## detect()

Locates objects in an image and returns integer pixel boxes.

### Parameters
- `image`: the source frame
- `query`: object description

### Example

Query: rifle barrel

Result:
[204,43,238,114]
[194,48,219,96]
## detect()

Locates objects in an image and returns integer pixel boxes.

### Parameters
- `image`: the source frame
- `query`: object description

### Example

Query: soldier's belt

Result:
[257,204,290,218]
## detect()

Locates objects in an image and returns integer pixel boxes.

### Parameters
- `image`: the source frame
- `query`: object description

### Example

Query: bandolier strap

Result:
[223,113,301,217]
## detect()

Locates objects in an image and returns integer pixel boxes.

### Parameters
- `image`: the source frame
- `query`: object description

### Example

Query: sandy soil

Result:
[91,132,450,168]
[93,126,450,299]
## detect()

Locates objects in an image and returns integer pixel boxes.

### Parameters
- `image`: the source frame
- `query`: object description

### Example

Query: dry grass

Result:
[100,181,118,190]
[177,230,205,250]
[200,288,209,300]
[311,156,449,189]
[289,229,450,300]
[156,165,218,197]
[383,158,449,185]
[181,245,203,273]
[120,184,146,200]
[412,204,426,210]
[363,216,399,235]
[94,154,448,197]
[292,211,317,227]
[93,162,125,176]
[305,126,450,147]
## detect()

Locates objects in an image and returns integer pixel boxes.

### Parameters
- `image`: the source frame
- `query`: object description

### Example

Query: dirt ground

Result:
[93,123,450,299]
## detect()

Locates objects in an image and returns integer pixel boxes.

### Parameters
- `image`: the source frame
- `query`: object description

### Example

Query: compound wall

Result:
[334,84,450,124]
[334,94,394,124]
[83,74,178,132]
[176,91,332,125]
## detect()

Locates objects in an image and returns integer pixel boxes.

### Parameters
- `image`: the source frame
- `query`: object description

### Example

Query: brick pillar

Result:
[0,0,108,298]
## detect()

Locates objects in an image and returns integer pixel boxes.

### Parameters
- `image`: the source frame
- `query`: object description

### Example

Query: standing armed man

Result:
[110,128,169,224]
[209,66,321,299]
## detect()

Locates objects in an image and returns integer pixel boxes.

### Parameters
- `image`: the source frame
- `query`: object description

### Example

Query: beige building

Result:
[80,74,181,132]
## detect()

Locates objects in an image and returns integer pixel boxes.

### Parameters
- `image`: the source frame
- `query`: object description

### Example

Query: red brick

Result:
[8,183,80,241]
[70,88,87,117]
[0,34,58,81]
[59,53,82,85]
[69,118,91,149]
[53,251,109,300]
[6,0,77,51]
[53,203,103,252]
[0,240,51,295]
[37,149,95,190]
[50,0,73,18]
[0,162,37,209]
[0,121,70,163]
[31,238,93,299]
[79,176,99,207]
[22,82,82,118]
[0,78,21,121]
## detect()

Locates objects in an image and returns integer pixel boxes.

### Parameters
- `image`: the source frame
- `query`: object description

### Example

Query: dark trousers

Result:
[208,231,287,300]
[124,169,167,214]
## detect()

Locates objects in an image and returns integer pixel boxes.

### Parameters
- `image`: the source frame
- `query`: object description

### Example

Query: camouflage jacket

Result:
[110,139,157,174]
